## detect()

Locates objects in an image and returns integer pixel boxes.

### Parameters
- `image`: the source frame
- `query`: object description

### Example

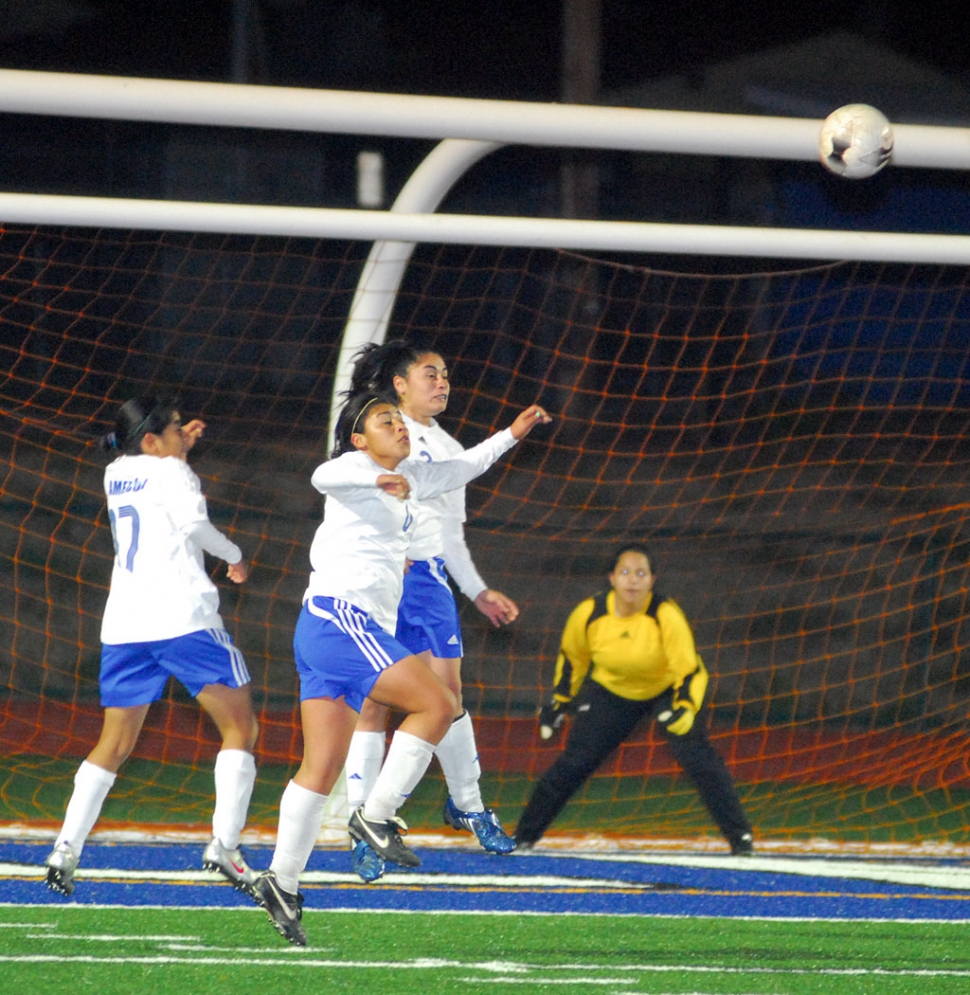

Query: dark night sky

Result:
[1,0,967,100]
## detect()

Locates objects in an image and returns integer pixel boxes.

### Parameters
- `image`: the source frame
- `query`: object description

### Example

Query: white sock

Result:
[434,711,484,812]
[362,730,434,823]
[269,779,328,894]
[211,749,256,850]
[345,730,386,811]
[55,760,117,859]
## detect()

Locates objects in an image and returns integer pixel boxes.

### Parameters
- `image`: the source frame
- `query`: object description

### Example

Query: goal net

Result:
[2,223,969,850]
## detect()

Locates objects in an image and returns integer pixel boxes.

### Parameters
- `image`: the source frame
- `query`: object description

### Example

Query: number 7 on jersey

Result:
[108,505,140,571]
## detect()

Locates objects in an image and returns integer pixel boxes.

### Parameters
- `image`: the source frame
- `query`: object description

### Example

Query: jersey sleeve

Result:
[158,459,242,564]
[657,598,701,688]
[407,427,517,502]
[439,521,488,602]
[157,458,209,531]
[552,597,596,702]
[184,519,242,564]
[311,453,383,494]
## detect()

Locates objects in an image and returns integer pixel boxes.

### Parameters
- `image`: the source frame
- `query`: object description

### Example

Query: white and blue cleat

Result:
[350,838,386,883]
[443,797,517,854]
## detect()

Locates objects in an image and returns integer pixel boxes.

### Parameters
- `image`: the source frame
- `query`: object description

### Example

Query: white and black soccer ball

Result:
[818,103,894,179]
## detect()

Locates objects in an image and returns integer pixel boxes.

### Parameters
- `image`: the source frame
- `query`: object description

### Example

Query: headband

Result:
[128,404,160,442]
[351,397,382,435]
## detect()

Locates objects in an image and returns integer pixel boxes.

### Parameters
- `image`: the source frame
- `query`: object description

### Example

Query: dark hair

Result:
[610,544,652,572]
[331,389,398,457]
[347,339,428,397]
[98,396,179,455]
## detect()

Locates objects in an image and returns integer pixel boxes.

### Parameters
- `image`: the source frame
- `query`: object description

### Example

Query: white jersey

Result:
[304,427,517,634]
[402,411,487,601]
[100,454,241,645]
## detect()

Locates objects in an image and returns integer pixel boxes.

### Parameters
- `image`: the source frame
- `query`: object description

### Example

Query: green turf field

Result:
[2,905,969,995]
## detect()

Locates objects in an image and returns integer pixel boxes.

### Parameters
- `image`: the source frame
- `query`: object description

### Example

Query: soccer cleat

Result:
[348,805,421,868]
[351,839,386,883]
[202,837,258,896]
[730,832,754,856]
[252,871,306,946]
[443,797,517,854]
[45,841,79,897]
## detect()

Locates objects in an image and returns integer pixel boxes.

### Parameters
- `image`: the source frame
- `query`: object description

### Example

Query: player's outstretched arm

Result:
[410,406,553,504]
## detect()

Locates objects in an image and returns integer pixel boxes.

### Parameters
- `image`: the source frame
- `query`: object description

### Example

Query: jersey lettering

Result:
[108,478,147,495]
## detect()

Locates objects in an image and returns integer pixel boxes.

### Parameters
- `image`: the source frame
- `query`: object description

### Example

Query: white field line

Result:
[6,823,970,859]
[5,854,970,891]
[0,953,969,979]
[0,863,668,889]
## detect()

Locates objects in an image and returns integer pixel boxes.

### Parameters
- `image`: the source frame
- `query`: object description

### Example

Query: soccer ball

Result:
[818,103,894,179]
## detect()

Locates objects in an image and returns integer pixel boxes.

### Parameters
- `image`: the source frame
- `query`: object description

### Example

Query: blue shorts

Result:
[100,628,250,708]
[396,557,463,660]
[294,597,411,711]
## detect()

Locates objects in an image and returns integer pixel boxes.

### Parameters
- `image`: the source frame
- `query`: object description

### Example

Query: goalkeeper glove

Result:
[538,698,575,740]
[656,701,696,736]
[656,658,709,737]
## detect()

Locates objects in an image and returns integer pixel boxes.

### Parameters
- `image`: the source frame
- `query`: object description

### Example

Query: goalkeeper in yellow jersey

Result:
[514,545,753,854]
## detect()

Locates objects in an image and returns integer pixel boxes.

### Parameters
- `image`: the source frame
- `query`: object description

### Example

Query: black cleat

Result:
[252,870,306,946]
[730,833,754,856]
[348,806,421,868]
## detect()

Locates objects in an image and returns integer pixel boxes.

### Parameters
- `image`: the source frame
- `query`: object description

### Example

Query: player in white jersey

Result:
[342,340,524,882]
[251,389,550,944]
[43,397,259,899]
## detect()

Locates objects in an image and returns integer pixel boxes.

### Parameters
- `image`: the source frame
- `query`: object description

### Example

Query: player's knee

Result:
[245,714,259,752]
[358,697,389,730]
[428,684,459,735]
[451,691,464,718]
[213,709,258,752]
[90,735,136,772]
[230,717,258,753]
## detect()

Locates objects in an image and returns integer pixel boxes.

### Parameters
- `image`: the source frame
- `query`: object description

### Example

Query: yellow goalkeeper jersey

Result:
[552,589,700,703]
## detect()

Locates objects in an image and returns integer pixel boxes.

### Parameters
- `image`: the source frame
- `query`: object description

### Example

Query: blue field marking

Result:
[4,840,970,921]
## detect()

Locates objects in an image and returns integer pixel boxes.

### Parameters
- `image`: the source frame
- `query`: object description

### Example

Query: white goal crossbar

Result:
[1,68,968,168]
[0,68,967,265]
[1,68,968,439]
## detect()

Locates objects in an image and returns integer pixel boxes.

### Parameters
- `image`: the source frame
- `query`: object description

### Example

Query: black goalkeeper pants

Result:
[514,679,751,847]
